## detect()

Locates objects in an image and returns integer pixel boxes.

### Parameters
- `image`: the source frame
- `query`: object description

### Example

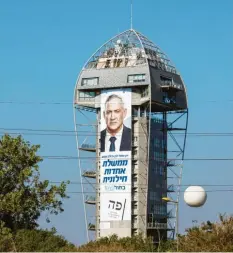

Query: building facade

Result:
[74,29,188,243]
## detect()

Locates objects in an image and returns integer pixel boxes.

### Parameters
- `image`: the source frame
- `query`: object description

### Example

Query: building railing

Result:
[167,184,175,192]
[132,223,138,229]
[167,160,176,167]
[85,195,96,205]
[167,210,175,218]
[79,143,96,152]
[132,182,138,190]
[132,167,138,174]
[88,223,95,230]
[147,222,167,229]
[132,195,138,201]
[132,141,138,146]
[81,143,96,149]
[132,154,139,160]
[160,81,183,90]
[82,170,96,178]
[85,195,96,202]
[78,97,95,102]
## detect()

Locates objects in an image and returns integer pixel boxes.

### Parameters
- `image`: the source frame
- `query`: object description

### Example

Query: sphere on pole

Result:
[184,186,207,207]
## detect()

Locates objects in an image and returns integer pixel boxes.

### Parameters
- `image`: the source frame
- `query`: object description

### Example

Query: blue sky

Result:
[1,0,233,246]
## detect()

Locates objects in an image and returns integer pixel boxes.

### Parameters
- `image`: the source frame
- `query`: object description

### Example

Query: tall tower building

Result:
[74,29,188,243]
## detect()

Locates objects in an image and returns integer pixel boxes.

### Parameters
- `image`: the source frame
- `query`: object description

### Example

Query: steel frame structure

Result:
[164,109,188,239]
[73,105,97,242]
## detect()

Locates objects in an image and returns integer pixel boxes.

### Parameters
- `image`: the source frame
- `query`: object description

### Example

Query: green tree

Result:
[0,227,76,252]
[0,221,15,252]
[0,134,69,231]
[77,234,155,252]
[14,229,76,252]
[176,214,233,251]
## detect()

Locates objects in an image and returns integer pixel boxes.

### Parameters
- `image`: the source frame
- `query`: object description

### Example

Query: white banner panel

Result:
[99,88,131,237]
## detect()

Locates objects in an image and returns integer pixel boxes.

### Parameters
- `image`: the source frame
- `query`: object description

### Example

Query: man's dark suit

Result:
[100,125,131,152]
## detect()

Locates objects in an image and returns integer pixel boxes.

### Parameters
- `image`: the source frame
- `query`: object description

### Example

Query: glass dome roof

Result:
[84,29,177,74]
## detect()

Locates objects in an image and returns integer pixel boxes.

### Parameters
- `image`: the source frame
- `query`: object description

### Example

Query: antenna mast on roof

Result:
[130,0,133,30]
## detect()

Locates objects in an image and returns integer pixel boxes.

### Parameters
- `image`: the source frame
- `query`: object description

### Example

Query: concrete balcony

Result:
[88,223,95,231]
[82,170,96,179]
[132,154,139,160]
[132,223,138,229]
[160,82,183,91]
[85,196,96,205]
[132,167,138,174]
[132,141,139,147]
[132,195,138,201]
[132,208,138,215]
[167,184,175,192]
[147,222,167,230]
[79,143,96,152]
[132,182,138,189]
[167,160,176,167]
[167,210,175,219]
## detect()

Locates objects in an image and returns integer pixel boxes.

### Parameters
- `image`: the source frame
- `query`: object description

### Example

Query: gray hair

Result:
[105,94,125,109]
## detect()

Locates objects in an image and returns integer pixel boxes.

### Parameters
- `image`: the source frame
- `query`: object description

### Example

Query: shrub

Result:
[0,228,76,252]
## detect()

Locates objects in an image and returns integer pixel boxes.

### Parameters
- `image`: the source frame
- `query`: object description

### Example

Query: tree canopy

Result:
[0,228,76,252]
[0,134,69,231]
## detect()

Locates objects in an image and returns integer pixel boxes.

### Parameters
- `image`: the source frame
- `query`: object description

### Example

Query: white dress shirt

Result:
[105,126,123,152]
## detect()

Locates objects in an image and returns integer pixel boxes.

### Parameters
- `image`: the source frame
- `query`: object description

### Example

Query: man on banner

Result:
[101,94,131,152]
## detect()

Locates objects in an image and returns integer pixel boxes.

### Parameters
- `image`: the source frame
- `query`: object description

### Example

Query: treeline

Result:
[77,215,233,252]
[0,228,76,252]
[2,215,233,252]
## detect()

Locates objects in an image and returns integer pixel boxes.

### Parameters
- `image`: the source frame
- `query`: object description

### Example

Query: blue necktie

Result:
[109,137,116,152]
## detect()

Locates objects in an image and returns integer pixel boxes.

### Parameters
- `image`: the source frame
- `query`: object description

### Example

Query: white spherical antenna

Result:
[184,186,207,207]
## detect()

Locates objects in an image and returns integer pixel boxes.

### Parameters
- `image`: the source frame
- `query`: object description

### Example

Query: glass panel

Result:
[81,77,99,86]
[128,74,146,83]
[79,92,85,98]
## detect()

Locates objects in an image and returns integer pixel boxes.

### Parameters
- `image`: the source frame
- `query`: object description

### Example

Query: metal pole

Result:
[73,109,90,242]
[175,201,179,251]
[130,0,133,30]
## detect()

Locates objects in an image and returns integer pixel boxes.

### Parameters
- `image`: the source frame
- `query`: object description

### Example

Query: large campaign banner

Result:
[100,88,131,235]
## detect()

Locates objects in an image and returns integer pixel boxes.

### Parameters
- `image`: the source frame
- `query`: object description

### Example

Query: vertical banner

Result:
[100,88,131,236]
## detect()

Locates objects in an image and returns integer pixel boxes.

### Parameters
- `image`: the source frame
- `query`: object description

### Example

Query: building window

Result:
[132,175,138,182]
[154,137,160,148]
[141,86,149,97]
[163,91,176,104]
[133,203,138,209]
[79,91,96,100]
[148,213,153,223]
[128,74,146,83]
[149,191,160,201]
[133,160,138,166]
[81,77,99,86]
[160,76,172,86]
[159,166,164,176]
[132,107,139,117]
[133,216,138,222]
